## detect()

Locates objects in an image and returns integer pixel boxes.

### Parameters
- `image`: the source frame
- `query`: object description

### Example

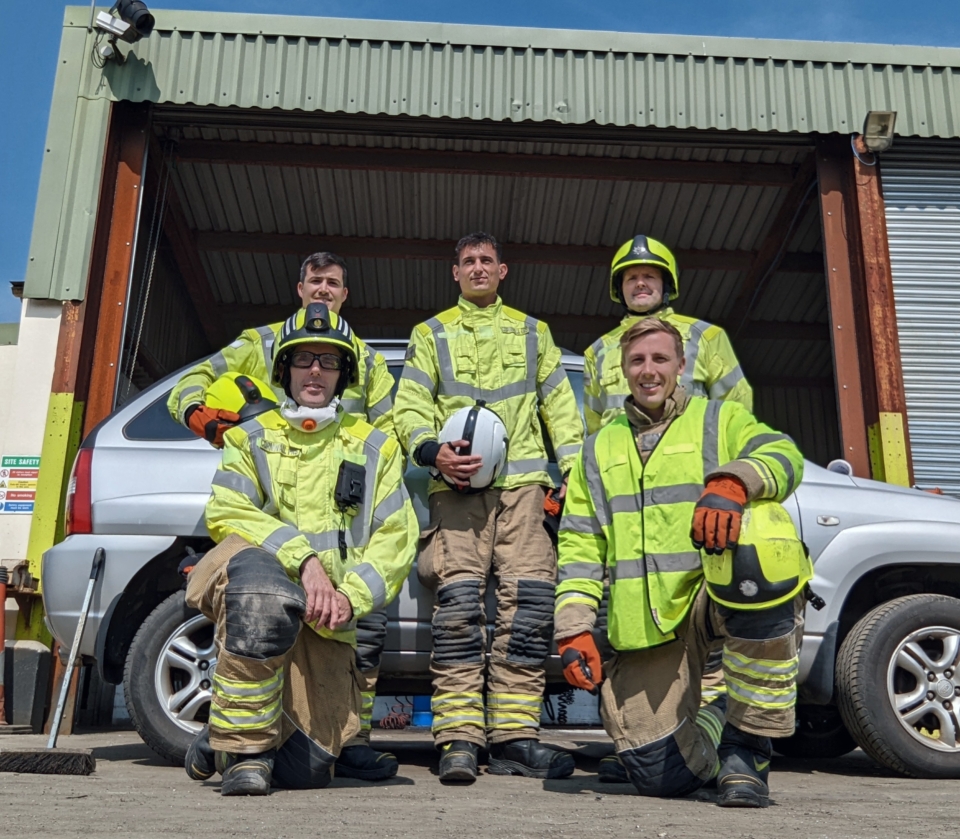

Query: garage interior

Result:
[116,106,838,465]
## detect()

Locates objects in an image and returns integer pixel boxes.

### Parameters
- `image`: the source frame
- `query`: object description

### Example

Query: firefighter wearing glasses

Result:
[183,303,418,795]
[394,232,584,783]
[168,252,399,780]
[556,317,807,808]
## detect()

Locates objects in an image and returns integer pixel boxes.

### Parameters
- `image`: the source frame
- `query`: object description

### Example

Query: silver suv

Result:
[43,341,960,779]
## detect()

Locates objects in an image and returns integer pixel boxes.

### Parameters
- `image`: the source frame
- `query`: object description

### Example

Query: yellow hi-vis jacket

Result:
[394,296,584,493]
[583,309,753,435]
[167,320,396,438]
[204,409,418,646]
[555,396,802,651]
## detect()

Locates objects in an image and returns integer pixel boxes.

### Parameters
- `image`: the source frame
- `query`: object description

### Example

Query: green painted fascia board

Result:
[0,323,18,345]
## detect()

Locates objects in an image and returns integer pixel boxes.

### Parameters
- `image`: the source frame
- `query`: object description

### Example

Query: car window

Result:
[124,391,197,441]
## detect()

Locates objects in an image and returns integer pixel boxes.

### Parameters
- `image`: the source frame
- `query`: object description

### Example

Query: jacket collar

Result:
[623,386,689,431]
[458,295,503,321]
[620,306,675,328]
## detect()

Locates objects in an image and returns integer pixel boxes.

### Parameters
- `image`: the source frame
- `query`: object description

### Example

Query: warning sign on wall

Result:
[0,456,41,514]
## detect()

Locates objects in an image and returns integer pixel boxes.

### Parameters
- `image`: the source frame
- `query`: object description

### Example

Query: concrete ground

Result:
[0,728,954,839]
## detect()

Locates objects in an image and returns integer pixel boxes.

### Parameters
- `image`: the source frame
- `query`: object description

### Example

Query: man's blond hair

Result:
[620,317,684,365]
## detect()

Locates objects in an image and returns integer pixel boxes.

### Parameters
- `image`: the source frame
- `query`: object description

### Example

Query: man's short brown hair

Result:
[620,317,684,365]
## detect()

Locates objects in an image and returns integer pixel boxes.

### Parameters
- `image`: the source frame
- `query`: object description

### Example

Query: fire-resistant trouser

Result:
[186,536,362,789]
[345,610,388,747]
[601,586,804,798]
[418,484,556,748]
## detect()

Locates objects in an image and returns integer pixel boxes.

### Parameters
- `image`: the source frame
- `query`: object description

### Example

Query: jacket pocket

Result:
[416,521,443,590]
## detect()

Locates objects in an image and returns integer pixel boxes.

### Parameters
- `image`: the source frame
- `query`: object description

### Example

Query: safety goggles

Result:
[289,351,345,371]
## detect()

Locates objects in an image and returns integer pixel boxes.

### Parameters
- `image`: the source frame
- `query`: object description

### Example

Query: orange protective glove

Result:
[186,404,241,448]
[691,476,747,556]
[558,632,603,694]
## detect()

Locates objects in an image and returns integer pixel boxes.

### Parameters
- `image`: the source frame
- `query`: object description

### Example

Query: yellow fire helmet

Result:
[700,500,814,611]
[609,235,680,304]
[204,372,280,422]
[272,302,359,397]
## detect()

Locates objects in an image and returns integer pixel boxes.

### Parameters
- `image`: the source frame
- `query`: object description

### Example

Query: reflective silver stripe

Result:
[408,426,434,451]
[340,398,365,415]
[743,456,777,497]
[306,531,344,553]
[555,443,581,461]
[611,558,646,581]
[678,320,710,391]
[584,392,604,414]
[538,365,567,400]
[726,679,797,708]
[372,485,407,530]
[738,433,792,458]
[559,514,604,536]
[591,338,608,381]
[709,364,746,399]
[209,351,229,377]
[438,379,534,402]
[759,451,796,495]
[646,551,702,574]
[356,429,388,546]
[609,494,641,515]
[262,524,306,556]
[524,316,539,387]
[643,483,702,506]
[210,702,282,729]
[350,562,387,610]
[600,392,626,413]
[211,470,263,507]
[368,394,393,420]
[247,428,279,515]
[401,365,435,392]
[213,671,282,698]
[702,400,722,476]
[256,325,276,365]
[502,458,549,476]
[582,434,611,528]
[724,650,800,677]
[178,385,204,411]
[428,318,455,383]
[557,561,605,582]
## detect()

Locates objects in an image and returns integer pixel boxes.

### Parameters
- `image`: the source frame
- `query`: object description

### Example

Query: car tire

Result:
[124,591,215,766]
[836,593,960,778]
[772,704,857,759]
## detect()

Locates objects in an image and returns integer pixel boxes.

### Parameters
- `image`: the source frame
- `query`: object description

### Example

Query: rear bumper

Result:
[42,534,177,657]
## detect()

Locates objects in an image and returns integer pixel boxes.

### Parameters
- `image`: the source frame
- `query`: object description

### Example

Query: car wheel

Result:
[123,591,215,766]
[772,704,857,759]
[836,593,960,778]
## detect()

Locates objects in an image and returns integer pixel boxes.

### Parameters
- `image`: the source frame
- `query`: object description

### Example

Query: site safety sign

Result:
[0,456,41,514]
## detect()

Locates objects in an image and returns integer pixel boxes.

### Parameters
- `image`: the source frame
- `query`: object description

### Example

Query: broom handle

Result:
[47,548,105,750]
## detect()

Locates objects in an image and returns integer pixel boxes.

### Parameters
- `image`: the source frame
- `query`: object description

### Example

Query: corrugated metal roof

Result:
[64,6,960,139]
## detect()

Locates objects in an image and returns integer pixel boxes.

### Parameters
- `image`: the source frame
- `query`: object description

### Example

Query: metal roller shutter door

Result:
[882,143,960,494]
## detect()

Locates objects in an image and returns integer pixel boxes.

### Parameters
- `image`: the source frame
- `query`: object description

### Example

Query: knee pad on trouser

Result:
[355,610,388,672]
[223,548,306,660]
[619,718,718,799]
[503,579,555,666]
[272,727,337,790]
[432,580,484,665]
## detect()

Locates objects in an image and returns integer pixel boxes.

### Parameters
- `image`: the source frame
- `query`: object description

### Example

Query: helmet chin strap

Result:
[281,397,341,433]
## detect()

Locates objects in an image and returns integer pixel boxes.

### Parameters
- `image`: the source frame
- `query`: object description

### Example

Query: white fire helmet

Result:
[435,401,509,492]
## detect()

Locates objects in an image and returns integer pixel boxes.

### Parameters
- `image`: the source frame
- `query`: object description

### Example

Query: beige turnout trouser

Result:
[185,536,361,766]
[418,484,556,747]
[601,586,804,797]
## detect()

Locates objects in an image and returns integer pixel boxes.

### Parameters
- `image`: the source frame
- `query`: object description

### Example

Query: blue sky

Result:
[1,0,958,323]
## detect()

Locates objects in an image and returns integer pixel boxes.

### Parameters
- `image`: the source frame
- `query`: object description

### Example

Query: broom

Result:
[0,548,104,775]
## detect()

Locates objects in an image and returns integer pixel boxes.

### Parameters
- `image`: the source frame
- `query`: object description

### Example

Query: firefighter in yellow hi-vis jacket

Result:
[169,252,399,781]
[394,232,584,783]
[556,317,808,808]
[182,303,418,795]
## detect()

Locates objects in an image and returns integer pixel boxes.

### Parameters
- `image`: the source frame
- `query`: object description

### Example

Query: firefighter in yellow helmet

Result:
[168,253,399,781]
[583,235,753,436]
[555,317,806,808]
[182,302,418,795]
[394,232,584,783]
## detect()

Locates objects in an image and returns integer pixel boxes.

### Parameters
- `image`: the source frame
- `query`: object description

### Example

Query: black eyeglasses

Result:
[289,351,345,371]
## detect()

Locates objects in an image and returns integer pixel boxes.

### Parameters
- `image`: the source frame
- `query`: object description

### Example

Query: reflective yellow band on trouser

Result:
[486,693,542,731]
[210,669,284,732]
[431,692,485,734]
[210,696,283,731]
[723,649,799,681]
[725,674,797,710]
[360,691,375,732]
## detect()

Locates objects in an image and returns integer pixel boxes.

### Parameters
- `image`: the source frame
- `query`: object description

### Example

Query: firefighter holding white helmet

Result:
[394,232,584,782]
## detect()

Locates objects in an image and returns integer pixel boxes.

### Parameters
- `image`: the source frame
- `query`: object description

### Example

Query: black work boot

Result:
[335,744,399,781]
[184,725,216,781]
[716,724,771,808]
[218,749,276,796]
[488,739,576,779]
[597,753,629,783]
[438,740,479,783]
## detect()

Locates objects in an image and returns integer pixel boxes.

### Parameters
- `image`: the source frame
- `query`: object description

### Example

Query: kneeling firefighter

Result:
[555,317,810,808]
[183,303,419,795]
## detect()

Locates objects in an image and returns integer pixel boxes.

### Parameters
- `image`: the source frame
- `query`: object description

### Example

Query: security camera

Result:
[94,0,154,44]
